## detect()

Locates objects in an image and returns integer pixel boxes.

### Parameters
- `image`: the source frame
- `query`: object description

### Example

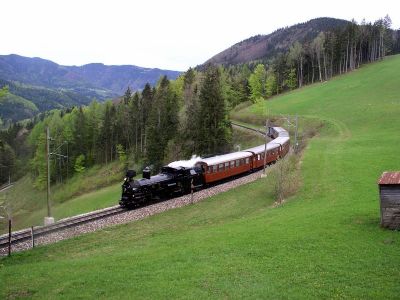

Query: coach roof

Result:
[272,127,290,137]
[197,151,252,166]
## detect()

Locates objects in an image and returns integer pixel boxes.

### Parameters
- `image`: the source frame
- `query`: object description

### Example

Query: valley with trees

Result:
[1,14,400,298]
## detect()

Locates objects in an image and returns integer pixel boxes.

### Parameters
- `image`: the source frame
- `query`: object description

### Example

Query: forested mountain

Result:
[205,18,351,66]
[0,54,181,95]
[203,15,399,101]
[0,54,181,122]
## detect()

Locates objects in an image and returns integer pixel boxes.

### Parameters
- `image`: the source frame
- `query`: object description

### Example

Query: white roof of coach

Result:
[244,142,280,154]
[197,151,252,166]
[272,127,289,137]
[274,137,290,145]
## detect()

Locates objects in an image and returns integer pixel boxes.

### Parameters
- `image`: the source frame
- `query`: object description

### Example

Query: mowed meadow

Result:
[1,55,400,299]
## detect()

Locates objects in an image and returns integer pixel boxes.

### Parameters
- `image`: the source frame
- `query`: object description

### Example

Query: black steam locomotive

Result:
[120,166,204,207]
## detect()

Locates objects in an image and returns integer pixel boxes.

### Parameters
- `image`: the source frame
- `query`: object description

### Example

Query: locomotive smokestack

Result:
[143,167,151,179]
[126,170,136,180]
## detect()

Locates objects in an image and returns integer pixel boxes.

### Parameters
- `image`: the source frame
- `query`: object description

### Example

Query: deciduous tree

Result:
[248,64,267,102]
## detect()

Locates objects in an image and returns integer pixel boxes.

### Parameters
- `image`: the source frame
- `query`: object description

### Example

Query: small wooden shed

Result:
[378,172,400,229]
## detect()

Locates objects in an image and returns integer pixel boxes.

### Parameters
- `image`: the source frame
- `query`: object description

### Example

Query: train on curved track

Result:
[120,126,290,207]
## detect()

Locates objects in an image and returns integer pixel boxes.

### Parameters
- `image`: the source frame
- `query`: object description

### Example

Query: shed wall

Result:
[379,185,400,229]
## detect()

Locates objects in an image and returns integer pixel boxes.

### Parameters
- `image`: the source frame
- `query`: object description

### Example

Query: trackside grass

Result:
[1,56,400,298]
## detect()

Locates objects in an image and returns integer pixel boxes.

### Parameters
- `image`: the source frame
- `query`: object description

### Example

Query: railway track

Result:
[231,122,267,136]
[0,205,125,249]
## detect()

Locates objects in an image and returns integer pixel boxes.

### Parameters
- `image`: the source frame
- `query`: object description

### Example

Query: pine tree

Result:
[123,87,132,105]
[146,76,179,170]
[0,140,15,184]
[140,83,153,153]
[181,69,200,157]
[99,101,114,164]
[196,65,231,155]
[86,100,102,164]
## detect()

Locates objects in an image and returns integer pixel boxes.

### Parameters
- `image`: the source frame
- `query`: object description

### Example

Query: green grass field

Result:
[1,56,400,299]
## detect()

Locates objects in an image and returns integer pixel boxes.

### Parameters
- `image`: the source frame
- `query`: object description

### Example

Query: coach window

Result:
[257,154,260,160]
[225,162,229,169]
[219,163,224,171]
[235,159,240,167]
[245,158,249,164]
[207,166,212,174]
[213,165,217,173]
[230,161,235,168]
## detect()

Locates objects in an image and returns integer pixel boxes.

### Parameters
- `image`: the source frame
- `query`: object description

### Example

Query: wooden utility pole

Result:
[294,115,299,152]
[31,226,35,248]
[263,119,269,176]
[8,219,11,256]
[66,142,69,180]
[190,179,194,204]
[46,127,52,218]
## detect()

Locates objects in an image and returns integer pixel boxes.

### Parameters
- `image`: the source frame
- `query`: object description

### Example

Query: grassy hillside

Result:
[1,56,400,298]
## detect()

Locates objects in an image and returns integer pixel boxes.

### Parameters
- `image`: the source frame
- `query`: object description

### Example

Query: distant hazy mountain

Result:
[0,54,181,95]
[205,17,350,66]
[0,54,181,121]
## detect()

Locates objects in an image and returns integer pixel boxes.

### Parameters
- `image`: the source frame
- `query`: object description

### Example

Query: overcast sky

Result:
[1,0,399,71]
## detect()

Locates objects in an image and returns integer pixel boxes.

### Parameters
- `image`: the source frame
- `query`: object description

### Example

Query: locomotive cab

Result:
[120,170,146,207]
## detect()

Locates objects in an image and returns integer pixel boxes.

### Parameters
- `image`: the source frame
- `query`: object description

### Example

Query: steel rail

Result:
[0,205,125,248]
[231,122,267,136]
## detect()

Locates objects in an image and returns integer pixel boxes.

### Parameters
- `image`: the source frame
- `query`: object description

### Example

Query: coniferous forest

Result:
[0,16,399,187]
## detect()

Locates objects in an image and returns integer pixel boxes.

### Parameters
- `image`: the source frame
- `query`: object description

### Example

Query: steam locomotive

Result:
[120,166,204,207]
[120,126,290,207]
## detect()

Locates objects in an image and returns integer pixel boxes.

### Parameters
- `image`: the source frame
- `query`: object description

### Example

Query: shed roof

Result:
[378,172,400,185]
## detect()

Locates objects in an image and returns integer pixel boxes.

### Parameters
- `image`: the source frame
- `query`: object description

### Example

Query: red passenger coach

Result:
[195,151,253,184]
[195,127,290,184]
[244,127,290,169]
[244,143,281,169]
